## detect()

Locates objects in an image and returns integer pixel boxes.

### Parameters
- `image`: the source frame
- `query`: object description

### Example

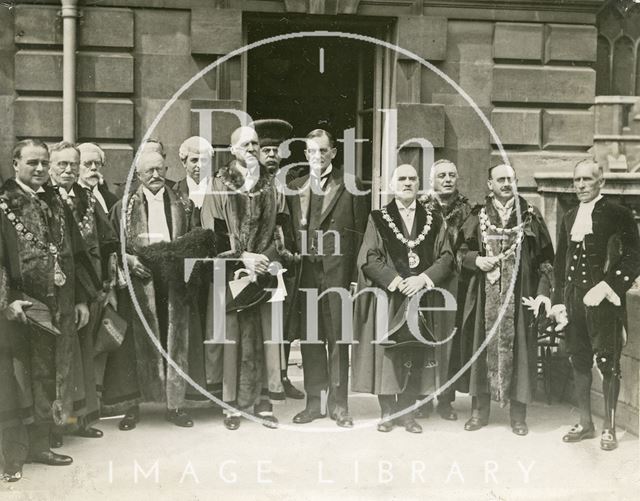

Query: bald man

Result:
[352,164,453,433]
[456,164,554,436]
[102,151,208,430]
[551,159,640,451]
[201,125,293,430]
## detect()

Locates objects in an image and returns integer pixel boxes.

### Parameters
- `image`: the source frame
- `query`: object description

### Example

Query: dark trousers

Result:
[378,393,416,423]
[299,260,349,414]
[472,393,526,423]
[566,285,622,428]
[378,349,423,422]
[7,423,66,478]
[2,425,28,469]
[28,422,51,456]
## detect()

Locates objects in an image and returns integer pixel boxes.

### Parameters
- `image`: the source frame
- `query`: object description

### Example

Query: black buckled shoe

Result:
[283,377,305,400]
[292,408,326,424]
[464,416,488,431]
[415,400,433,419]
[27,451,73,466]
[50,431,63,448]
[2,464,23,482]
[335,413,354,429]
[600,428,618,451]
[118,408,139,431]
[224,415,241,431]
[330,408,354,428]
[377,416,395,433]
[436,403,458,421]
[511,420,529,436]
[562,423,596,443]
[166,409,194,428]
[256,413,279,429]
[400,418,423,434]
[75,426,104,438]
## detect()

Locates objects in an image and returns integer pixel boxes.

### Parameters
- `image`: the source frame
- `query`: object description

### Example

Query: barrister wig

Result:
[136,227,215,298]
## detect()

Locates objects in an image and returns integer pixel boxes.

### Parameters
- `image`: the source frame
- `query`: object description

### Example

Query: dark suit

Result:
[172,177,202,229]
[286,166,368,415]
[96,182,119,212]
[553,196,640,428]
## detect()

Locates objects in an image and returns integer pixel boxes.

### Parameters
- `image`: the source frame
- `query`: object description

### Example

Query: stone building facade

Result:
[0,0,605,203]
[1,0,638,431]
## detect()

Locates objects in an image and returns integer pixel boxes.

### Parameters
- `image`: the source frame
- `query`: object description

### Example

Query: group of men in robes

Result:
[2,119,639,483]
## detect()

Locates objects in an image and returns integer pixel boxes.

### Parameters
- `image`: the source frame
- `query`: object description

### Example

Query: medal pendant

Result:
[408,250,420,269]
[54,258,67,287]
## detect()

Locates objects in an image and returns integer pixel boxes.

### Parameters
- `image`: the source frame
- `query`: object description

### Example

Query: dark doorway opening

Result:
[246,14,390,185]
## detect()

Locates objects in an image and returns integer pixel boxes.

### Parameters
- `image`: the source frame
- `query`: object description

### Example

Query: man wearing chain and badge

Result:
[416,159,473,422]
[456,163,554,436]
[201,126,293,430]
[351,163,454,434]
[0,140,95,481]
[47,141,120,445]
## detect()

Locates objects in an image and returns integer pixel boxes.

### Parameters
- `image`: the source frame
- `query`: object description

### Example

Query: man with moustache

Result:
[550,159,640,451]
[421,159,473,421]
[48,142,119,444]
[287,129,368,428]
[0,140,93,480]
[250,118,304,400]
[173,136,214,227]
[201,126,293,430]
[77,143,119,213]
[103,150,208,430]
[352,164,453,433]
[456,164,554,436]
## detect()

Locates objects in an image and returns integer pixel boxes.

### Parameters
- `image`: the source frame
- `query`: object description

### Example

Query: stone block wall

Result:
[1,2,231,186]
[0,1,603,200]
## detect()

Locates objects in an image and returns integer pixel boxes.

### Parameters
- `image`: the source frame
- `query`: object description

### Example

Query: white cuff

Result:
[599,281,621,307]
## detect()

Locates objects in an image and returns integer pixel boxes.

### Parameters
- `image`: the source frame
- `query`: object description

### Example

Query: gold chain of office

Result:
[381,206,433,268]
[0,198,67,286]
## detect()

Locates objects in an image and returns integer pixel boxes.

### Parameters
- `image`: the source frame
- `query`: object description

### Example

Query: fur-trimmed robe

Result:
[456,196,554,406]
[201,162,290,409]
[0,179,95,429]
[420,191,473,394]
[351,200,454,395]
[57,183,119,425]
[102,184,209,413]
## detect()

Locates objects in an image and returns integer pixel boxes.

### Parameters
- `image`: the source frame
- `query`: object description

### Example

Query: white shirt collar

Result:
[571,194,603,242]
[142,186,165,202]
[15,178,45,196]
[395,198,416,211]
[186,175,208,192]
[492,196,514,211]
[579,194,603,210]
